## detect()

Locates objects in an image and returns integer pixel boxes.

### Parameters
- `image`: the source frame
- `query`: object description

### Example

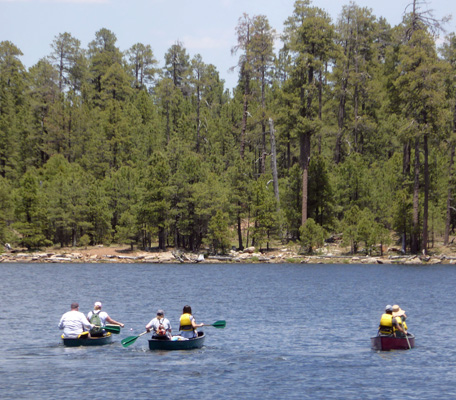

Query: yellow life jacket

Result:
[379,313,394,334]
[395,316,408,331]
[180,313,193,331]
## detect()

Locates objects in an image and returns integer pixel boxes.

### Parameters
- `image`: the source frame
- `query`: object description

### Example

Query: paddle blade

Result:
[212,320,226,329]
[121,335,139,348]
[103,325,121,334]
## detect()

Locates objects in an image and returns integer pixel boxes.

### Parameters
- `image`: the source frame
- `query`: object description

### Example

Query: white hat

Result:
[94,301,102,307]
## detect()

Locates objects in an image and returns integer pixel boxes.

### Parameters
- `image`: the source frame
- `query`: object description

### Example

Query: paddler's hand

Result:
[146,327,151,332]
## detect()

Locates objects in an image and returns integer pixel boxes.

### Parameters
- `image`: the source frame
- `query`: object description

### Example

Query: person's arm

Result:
[191,316,204,329]
[106,315,124,327]
[81,314,93,331]
[393,318,405,334]
[58,315,65,330]
[145,319,154,332]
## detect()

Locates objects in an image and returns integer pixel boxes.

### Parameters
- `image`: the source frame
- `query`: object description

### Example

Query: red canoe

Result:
[371,333,415,351]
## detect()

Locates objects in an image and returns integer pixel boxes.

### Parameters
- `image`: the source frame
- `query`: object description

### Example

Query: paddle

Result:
[201,320,226,329]
[404,332,412,349]
[121,331,148,348]
[396,316,411,349]
[102,325,121,334]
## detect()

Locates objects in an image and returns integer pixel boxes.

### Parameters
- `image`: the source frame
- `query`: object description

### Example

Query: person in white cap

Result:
[145,309,172,340]
[378,304,405,336]
[87,301,124,336]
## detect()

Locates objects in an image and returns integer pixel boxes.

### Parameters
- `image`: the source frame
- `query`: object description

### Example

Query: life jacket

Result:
[89,311,103,335]
[395,316,408,331]
[180,313,193,331]
[379,313,395,335]
[157,323,167,336]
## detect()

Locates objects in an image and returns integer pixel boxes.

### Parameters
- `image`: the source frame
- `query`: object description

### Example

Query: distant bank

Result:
[0,246,454,265]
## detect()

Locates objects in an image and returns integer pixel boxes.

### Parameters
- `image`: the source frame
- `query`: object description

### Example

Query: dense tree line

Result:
[1,0,455,255]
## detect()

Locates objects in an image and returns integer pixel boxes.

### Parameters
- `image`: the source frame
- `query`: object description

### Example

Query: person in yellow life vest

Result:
[392,305,408,336]
[378,304,405,336]
[179,305,204,339]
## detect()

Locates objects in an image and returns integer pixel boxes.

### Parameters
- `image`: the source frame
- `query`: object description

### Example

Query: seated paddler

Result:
[378,304,405,337]
[87,301,124,337]
[145,309,172,340]
[392,304,408,337]
[179,305,204,339]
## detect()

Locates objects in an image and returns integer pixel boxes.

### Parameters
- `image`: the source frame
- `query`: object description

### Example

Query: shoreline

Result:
[1,246,454,264]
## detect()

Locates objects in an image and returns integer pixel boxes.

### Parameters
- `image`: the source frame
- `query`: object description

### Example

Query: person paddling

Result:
[145,309,172,340]
[179,305,204,339]
[392,304,408,337]
[87,301,124,337]
[58,302,93,338]
[378,304,405,337]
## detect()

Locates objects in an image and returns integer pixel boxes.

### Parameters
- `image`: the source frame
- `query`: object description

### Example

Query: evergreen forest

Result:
[1,0,456,256]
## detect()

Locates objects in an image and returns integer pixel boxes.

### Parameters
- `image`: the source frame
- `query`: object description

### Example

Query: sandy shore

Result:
[1,245,455,264]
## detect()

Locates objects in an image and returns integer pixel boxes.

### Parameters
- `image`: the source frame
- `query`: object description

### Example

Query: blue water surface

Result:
[0,262,455,399]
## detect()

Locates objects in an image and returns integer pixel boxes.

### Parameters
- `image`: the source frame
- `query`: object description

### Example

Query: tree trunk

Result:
[269,118,280,206]
[335,89,346,164]
[422,134,429,254]
[403,140,411,175]
[444,142,455,246]
[240,87,249,160]
[196,84,201,153]
[237,208,243,250]
[301,133,311,227]
[411,138,420,254]
[260,68,266,174]
[158,226,166,250]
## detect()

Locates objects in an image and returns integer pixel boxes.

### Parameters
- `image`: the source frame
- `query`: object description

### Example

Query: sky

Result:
[1,0,455,91]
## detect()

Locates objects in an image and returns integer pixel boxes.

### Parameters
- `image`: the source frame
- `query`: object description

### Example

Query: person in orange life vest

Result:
[146,309,172,340]
[179,305,204,339]
[378,304,405,336]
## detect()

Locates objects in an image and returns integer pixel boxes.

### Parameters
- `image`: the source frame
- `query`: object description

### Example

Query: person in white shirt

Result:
[87,301,124,336]
[58,303,93,338]
[145,309,172,340]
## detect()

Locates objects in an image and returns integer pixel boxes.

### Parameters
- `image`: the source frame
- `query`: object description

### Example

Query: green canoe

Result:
[148,331,205,350]
[61,332,113,347]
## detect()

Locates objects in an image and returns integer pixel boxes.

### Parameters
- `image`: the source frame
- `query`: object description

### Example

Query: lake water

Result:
[1,262,456,399]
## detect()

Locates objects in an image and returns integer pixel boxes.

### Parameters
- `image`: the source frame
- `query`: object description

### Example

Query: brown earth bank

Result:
[3,241,456,264]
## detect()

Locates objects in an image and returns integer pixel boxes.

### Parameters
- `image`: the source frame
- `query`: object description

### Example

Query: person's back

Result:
[179,305,203,339]
[87,301,124,336]
[378,305,395,336]
[88,310,104,336]
[392,305,408,337]
[58,303,92,338]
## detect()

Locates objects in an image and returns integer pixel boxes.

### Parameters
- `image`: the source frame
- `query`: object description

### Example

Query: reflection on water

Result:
[1,263,456,399]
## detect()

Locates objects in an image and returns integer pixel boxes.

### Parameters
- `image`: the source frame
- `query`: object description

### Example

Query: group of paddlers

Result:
[58,302,203,340]
[378,304,408,337]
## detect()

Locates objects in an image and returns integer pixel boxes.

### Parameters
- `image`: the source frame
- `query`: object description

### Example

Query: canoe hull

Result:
[371,333,415,351]
[62,332,113,347]
[148,331,205,350]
